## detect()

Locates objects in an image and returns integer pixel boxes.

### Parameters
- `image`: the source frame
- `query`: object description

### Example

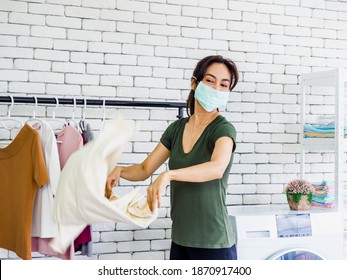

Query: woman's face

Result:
[201,62,231,92]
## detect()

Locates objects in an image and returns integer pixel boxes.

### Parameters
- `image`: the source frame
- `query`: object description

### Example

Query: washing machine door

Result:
[269,248,325,260]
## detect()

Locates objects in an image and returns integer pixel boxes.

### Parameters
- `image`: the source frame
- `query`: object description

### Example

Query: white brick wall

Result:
[1,0,347,260]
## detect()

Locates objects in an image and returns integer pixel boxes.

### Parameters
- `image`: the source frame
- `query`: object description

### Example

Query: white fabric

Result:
[50,117,157,254]
[316,115,347,126]
[31,120,61,238]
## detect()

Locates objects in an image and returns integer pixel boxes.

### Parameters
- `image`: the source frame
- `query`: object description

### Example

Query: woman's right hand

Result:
[105,166,123,198]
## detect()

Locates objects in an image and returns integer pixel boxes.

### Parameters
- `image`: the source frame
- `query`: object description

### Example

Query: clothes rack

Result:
[0,96,186,119]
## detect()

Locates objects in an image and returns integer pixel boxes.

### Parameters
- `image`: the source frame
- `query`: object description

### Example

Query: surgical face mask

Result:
[194,81,230,112]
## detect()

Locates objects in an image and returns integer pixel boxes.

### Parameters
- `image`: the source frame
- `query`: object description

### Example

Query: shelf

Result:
[229,204,340,216]
[301,68,347,87]
[303,138,347,151]
[300,68,345,218]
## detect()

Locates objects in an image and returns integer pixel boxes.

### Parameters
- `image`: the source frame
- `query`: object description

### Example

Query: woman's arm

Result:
[105,142,170,197]
[169,136,233,182]
[147,136,234,210]
[120,143,170,181]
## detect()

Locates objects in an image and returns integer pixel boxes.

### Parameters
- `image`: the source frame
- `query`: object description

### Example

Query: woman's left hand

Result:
[147,171,170,212]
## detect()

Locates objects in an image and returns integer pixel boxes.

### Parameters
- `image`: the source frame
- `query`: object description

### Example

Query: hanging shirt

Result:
[28,120,74,260]
[31,238,74,260]
[50,117,158,254]
[30,120,61,238]
[0,124,48,260]
[55,124,83,170]
[30,124,83,260]
[51,124,84,259]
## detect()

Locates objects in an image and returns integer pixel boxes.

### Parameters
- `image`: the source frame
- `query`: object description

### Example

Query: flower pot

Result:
[286,193,312,211]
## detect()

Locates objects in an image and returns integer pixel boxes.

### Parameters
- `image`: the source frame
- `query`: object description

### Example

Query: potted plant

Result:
[284,179,315,210]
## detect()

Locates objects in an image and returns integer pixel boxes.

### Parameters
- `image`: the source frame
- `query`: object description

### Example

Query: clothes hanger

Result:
[41,97,66,131]
[100,99,106,131]
[66,97,79,129]
[25,96,44,128]
[82,97,87,121]
[79,98,87,133]
[0,95,24,130]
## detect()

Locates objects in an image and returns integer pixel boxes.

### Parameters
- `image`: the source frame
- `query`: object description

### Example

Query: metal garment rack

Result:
[0,96,186,119]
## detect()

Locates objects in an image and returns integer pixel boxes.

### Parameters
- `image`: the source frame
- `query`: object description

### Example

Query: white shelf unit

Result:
[300,68,346,228]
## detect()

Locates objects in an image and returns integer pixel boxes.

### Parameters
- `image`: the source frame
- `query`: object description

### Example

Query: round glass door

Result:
[269,248,324,260]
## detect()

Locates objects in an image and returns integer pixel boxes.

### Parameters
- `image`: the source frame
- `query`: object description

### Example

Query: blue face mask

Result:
[194,81,230,112]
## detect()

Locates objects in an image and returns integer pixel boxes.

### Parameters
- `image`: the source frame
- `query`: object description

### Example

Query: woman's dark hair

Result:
[186,55,239,116]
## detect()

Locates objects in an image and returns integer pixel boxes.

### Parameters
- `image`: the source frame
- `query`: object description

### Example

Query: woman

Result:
[106,55,239,260]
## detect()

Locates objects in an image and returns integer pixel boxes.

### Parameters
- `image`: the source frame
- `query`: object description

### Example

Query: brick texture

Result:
[1,0,347,260]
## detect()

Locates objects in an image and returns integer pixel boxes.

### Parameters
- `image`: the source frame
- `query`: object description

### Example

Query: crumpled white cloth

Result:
[316,115,347,127]
[50,117,157,254]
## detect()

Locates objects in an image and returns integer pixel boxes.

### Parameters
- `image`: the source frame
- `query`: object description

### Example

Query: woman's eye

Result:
[221,84,228,88]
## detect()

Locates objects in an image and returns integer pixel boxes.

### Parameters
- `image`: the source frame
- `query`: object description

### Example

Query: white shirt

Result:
[50,117,157,254]
[30,120,61,238]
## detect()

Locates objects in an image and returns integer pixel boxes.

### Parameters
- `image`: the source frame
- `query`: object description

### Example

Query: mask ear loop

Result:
[191,76,198,91]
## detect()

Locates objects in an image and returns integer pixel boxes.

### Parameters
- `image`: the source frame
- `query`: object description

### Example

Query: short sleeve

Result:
[211,122,237,153]
[160,121,178,151]
[32,134,49,188]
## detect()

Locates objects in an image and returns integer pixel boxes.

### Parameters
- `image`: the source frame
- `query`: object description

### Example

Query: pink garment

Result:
[74,226,91,251]
[55,124,83,170]
[31,237,74,260]
[54,124,83,258]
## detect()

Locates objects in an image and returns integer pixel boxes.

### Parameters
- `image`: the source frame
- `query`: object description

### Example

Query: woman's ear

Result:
[191,76,197,91]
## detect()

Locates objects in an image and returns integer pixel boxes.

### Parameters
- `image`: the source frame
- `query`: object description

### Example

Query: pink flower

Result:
[284,179,314,194]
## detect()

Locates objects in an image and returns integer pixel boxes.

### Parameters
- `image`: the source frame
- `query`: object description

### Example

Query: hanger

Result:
[0,95,24,130]
[66,97,79,129]
[100,99,106,131]
[79,98,87,133]
[26,96,44,128]
[82,97,87,121]
[42,97,66,131]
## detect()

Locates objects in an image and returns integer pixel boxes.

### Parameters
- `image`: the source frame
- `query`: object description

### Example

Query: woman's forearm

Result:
[120,164,150,182]
[167,137,233,183]
[120,142,170,182]
[168,161,226,183]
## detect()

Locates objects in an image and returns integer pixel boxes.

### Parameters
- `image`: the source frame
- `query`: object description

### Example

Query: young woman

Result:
[106,55,239,260]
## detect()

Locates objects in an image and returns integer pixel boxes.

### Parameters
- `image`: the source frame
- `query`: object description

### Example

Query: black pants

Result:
[169,241,237,260]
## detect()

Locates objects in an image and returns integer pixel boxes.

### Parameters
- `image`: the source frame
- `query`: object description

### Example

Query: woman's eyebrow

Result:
[206,73,230,83]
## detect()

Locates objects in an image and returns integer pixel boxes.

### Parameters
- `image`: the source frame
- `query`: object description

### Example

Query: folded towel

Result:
[316,115,347,126]
[304,132,338,138]
[311,181,335,208]
[304,124,347,133]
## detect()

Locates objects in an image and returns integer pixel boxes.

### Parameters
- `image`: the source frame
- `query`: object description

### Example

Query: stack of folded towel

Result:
[311,181,335,208]
[304,124,347,138]
[304,115,347,138]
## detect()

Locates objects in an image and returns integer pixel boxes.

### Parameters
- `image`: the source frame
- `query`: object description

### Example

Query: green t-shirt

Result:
[160,115,236,248]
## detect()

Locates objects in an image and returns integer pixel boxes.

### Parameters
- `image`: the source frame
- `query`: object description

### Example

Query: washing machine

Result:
[229,204,344,260]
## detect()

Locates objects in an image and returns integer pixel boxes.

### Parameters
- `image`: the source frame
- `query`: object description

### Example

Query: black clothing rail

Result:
[0,96,186,118]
